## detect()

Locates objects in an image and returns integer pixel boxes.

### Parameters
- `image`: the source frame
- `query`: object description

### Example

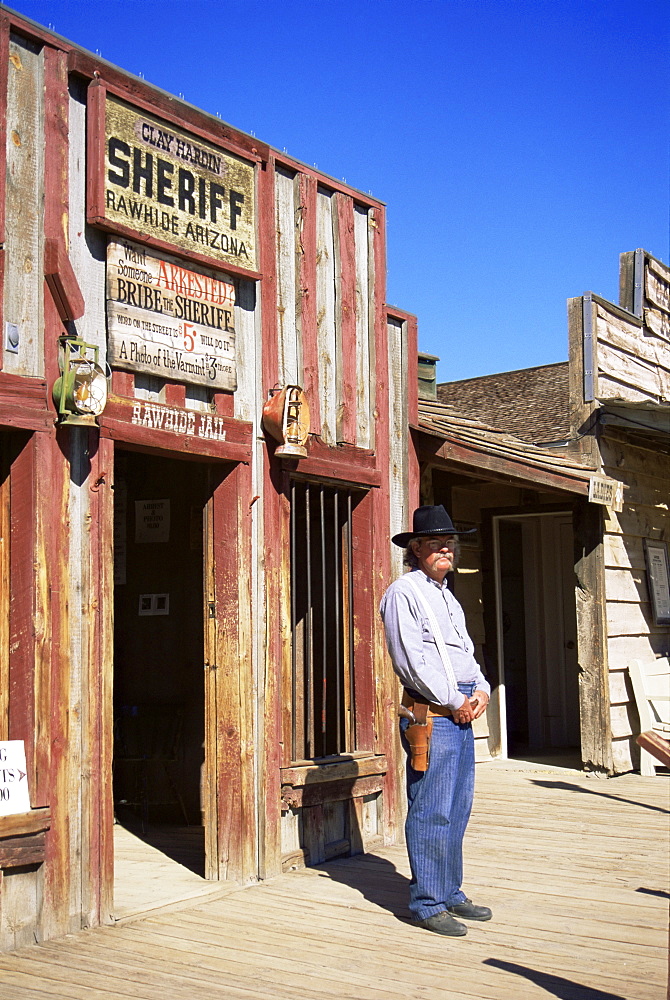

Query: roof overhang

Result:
[597,400,670,444]
[413,416,594,497]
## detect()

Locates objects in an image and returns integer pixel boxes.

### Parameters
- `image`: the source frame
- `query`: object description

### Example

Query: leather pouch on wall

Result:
[404,719,433,772]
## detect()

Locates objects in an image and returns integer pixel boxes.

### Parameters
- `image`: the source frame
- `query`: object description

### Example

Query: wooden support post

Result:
[573,501,612,773]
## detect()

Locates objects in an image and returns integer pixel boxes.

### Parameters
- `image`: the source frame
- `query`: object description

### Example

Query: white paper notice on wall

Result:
[0,741,32,816]
[135,499,170,543]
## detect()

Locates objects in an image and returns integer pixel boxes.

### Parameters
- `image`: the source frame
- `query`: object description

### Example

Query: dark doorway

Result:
[498,520,529,749]
[496,512,581,765]
[112,449,209,876]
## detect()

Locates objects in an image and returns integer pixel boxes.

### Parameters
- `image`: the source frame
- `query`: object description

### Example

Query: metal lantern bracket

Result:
[53,336,109,426]
[261,385,311,458]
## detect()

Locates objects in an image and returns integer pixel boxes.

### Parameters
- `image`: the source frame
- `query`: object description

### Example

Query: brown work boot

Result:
[412,910,467,936]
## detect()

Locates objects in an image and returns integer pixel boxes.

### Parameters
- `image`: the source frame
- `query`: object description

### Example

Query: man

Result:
[380,504,492,937]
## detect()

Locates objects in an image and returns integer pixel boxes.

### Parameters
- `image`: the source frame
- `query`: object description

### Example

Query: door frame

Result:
[109,449,256,890]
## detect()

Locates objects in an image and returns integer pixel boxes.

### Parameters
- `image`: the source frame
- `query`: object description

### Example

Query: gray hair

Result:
[403,544,420,569]
[403,537,461,569]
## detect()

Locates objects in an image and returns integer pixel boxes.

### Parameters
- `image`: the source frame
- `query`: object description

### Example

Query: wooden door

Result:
[201,462,254,883]
[522,513,580,749]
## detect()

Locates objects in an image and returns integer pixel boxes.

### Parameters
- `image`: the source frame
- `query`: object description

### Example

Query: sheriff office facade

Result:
[0,8,412,948]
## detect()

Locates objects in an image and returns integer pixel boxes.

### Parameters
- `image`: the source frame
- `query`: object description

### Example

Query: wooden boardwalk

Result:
[0,762,668,1000]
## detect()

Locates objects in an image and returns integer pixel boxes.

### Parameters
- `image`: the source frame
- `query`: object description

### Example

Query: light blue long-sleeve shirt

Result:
[379,569,490,711]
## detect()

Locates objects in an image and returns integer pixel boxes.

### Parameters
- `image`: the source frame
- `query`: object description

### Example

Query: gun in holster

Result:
[399,692,433,772]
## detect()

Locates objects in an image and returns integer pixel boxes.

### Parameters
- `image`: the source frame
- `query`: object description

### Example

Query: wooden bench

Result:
[628,657,670,775]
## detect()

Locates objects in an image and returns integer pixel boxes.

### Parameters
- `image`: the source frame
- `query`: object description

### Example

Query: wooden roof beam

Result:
[414,430,590,496]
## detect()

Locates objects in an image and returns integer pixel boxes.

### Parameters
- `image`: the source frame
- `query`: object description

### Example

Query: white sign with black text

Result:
[0,741,31,816]
[135,499,170,543]
[588,475,623,512]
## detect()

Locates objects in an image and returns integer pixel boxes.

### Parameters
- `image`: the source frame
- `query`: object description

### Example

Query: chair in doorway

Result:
[628,658,670,775]
[113,704,190,828]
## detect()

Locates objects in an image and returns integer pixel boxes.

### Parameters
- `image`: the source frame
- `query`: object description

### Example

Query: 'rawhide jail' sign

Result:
[106,238,237,390]
[100,95,257,272]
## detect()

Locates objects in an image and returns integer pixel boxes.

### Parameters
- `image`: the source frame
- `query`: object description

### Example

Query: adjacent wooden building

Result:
[0,9,411,948]
[417,250,669,774]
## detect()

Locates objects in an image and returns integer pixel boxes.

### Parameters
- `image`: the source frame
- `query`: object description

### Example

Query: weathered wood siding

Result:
[570,251,670,773]
[354,205,374,449]
[602,430,670,772]
[274,166,300,387]
[68,79,106,354]
[316,189,337,444]
[268,158,395,870]
[601,254,669,773]
[2,34,44,378]
[272,167,377,448]
[595,253,670,405]
[386,313,409,584]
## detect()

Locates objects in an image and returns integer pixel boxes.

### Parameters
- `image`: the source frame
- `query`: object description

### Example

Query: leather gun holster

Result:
[399,692,433,772]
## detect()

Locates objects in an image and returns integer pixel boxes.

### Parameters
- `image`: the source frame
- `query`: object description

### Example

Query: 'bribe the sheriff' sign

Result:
[106,239,237,390]
[102,95,257,273]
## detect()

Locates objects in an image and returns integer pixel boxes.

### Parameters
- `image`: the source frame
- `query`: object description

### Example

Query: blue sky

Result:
[5,0,668,382]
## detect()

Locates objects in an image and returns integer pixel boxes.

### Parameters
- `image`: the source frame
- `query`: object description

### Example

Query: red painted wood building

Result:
[0,8,414,947]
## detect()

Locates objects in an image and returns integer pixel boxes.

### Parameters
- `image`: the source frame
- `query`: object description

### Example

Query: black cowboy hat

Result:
[391,505,476,547]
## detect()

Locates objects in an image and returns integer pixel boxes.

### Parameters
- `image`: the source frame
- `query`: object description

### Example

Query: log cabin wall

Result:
[0,9,406,947]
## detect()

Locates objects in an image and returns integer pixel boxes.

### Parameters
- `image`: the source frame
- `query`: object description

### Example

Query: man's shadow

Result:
[294,762,412,921]
[312,852,412,922]
[483,959,629,1000]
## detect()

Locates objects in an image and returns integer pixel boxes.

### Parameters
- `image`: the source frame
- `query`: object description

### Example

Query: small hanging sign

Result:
[588,475,623,512]
[0,741,31,817]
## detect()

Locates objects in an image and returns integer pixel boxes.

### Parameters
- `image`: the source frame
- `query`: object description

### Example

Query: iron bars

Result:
[290,480,359,761]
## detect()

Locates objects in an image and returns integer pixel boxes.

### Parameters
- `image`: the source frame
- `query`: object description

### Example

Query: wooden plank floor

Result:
[0,763,668,1000]
[113,823,233,920]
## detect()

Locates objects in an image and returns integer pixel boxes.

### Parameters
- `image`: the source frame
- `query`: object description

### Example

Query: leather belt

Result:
[401,689,452,719]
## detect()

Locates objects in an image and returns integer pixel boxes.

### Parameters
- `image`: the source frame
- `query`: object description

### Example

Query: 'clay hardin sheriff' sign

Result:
[102,95,257,273]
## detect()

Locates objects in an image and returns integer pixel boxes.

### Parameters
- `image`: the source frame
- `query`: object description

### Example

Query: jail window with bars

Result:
[290,480,363,761]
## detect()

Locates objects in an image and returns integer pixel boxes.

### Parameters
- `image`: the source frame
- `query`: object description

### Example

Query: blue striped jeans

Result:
[400,682,476,920]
